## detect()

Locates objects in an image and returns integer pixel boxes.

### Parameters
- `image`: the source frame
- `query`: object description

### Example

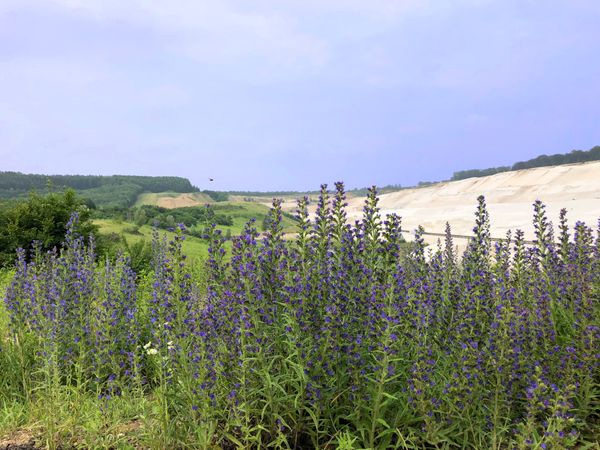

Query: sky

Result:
[1,1,599,191]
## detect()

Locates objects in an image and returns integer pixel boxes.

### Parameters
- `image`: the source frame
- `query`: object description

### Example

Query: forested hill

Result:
[451,145,600,181]
[0,172,199,208]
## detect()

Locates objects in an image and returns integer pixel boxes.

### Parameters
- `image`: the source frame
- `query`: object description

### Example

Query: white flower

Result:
[143,341,152,350]
[146,348,158,355]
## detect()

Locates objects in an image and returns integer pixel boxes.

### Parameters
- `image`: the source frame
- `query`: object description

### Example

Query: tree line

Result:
[452,145,600,181]
[0,172,199,193]
[0,173,200,209]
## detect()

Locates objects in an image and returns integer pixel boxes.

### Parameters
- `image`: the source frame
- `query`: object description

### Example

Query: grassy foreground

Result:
[1,184,599,449]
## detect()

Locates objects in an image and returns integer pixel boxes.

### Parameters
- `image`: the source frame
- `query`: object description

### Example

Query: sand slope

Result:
[134,192,213,208]
[343,161,600,246]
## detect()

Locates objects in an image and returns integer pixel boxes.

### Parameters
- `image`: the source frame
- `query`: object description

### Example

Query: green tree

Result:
[0,189,97,267]
[166,214,175,228]
[134,208,147,226]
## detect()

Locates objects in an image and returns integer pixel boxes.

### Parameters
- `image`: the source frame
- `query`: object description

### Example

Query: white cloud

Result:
[29,0,332,69]
[0,0,529,86]
[1,0,472,72]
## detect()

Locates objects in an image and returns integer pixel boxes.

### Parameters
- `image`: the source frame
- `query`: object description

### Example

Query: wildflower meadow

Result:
[1,183,599,449]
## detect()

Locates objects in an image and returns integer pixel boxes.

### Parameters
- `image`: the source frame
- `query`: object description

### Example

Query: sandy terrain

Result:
[155,193,205,208]
[267,161,600,251]
[340,161,600,250]
[136,192,213,208]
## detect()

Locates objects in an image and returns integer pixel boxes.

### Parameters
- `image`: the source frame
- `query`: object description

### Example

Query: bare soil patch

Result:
[0,430,40,450]
[155,193,210,208]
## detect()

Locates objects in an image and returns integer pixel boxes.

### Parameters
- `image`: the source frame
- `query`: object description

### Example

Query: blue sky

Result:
[1,1,599,191]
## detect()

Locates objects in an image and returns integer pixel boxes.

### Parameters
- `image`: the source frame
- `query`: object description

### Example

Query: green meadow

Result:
[95,200,298,262]
[94,219,211,263]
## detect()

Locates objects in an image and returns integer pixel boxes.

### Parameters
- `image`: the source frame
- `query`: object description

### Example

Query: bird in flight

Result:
[209,178,214,182]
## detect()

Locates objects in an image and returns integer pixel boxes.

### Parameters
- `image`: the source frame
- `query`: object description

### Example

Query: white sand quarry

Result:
[342,161,600,251]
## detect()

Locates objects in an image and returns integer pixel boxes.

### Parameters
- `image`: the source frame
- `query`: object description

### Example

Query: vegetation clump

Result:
[0,189,97,268]
[0,183,599,449]
[131,204,233,229]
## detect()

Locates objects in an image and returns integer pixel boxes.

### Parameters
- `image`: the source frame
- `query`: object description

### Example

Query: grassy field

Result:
[133,192,303,229]
[95,201,297,262]
[95,219,212,263]
[207,201,298,234]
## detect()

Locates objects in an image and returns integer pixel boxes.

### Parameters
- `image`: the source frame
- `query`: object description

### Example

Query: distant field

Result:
[134,190,326,215]
[228,194,322,215]
[132,193,298,233]
[95,201,298,261]
[207,201,298,234]
[134,191,213,208]
[94,219,212,262]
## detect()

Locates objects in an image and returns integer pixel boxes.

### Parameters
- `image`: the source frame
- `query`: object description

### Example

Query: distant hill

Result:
[0,173,199,209]
[341,159,600,253]
[451,145,600,181]
[3,144,598,209]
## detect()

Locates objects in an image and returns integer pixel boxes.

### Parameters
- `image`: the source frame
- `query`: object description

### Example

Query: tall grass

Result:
[1,183,599,449]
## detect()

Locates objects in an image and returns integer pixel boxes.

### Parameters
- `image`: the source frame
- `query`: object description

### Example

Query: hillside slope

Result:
[134,192,214,208]
[345,161,600,245]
